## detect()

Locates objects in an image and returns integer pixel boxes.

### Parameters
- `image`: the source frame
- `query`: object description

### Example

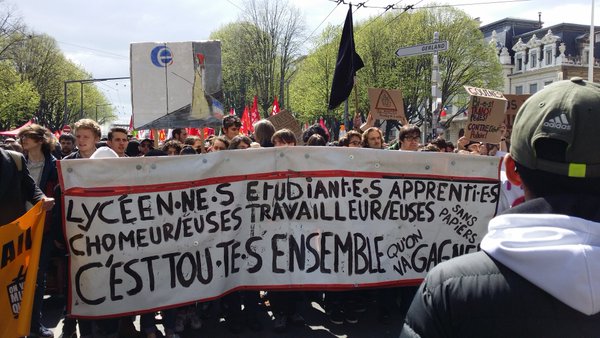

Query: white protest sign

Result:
[58,148,500,318]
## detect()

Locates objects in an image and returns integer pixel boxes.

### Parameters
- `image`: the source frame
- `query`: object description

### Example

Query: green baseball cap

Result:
[511,77,600,178]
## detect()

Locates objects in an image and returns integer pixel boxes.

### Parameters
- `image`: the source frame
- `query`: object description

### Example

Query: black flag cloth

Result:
[328,4,364,110]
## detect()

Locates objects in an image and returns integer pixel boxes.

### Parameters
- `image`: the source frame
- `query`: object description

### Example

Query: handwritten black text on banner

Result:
[58,148,500,317]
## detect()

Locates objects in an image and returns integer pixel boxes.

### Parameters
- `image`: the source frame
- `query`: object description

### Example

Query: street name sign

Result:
[395,41,449,57]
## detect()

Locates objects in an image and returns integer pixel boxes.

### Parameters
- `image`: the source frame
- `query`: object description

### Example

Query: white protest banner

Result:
[464,86,507,143]
[131,41,224,130]
[58,148,500,318]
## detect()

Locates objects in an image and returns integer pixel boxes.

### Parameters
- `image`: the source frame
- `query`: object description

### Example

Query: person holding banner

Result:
[397,125,421,152]
[401,78,600,337]
[253,120,276,148]
[17,124,60,338]
[228,135,252,150]
[361,127,384,149]
[222,115,242,141]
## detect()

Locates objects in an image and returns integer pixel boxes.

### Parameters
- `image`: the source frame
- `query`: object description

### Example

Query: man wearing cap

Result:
[400,78,600,337]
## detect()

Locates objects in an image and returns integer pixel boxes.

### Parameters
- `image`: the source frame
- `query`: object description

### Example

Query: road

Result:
[41,291,406,338]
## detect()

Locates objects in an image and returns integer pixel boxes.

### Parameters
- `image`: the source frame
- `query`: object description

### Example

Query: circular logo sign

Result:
[150,46,174,67]
[62,125,72,133]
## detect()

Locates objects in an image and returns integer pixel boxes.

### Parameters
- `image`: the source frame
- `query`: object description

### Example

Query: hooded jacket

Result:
[400,194,600,338]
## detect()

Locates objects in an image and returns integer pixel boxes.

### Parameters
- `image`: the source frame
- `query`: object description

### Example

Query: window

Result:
[544,80,553,87]
[545,48,553,66]
[516,56,523,71]
[530,51,537,68]
[529,83,538,94]
[515,85,523,95]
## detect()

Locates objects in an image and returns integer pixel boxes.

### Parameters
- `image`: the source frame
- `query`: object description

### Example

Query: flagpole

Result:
[353,75,359,122]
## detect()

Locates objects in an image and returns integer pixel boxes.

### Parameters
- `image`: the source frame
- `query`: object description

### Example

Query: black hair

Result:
[302,124,329,143]
[229,135,253,149]
[59,133,76,143]
[180,146,197,155]
[222,115,242,129]
[125,140,141,157]
[306,134,327,146]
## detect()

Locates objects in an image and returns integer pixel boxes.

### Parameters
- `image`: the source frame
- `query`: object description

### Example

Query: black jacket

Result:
[0,148,44,224]
[400,195,600,338]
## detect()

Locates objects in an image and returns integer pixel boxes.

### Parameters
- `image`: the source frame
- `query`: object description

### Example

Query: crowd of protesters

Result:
[0,113,511,338]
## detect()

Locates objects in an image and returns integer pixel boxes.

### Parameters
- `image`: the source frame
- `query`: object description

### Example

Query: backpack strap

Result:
[6,150,23,172]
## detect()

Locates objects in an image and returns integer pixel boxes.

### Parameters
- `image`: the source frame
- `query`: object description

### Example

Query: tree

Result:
[210,22,256,114]
[289,6,503,131]
[6,32,113,130]
[0,61,38,130]
[0,1,27,61]
[288,25,339,123]
[239,0,305,116]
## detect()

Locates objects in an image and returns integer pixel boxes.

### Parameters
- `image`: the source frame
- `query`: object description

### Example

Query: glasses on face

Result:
[20,134,40,142]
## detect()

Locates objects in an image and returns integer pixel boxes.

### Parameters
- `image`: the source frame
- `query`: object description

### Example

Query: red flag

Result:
[203,127,215,139]
[240,106,252,135]
[53,130,61,139]
[271,96,280,116]
[149,129,155,141]
[158,129,167,142]
[229,107,235,116]
[188,128,201,136]
[250,96,260,131]
[128,115,134,131]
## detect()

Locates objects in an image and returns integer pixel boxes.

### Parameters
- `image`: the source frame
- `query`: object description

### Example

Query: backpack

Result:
[6,150,23,172]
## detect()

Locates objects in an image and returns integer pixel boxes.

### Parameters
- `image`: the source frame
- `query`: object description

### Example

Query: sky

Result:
[6,0,594,124]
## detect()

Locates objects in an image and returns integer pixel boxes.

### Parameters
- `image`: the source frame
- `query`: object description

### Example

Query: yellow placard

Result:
[0,202,45,337]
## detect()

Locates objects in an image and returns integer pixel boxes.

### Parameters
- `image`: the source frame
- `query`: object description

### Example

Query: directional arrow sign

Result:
[395,41,449,57]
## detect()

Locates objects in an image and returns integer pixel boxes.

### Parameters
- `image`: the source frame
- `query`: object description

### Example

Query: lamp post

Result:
[63,76,130,126]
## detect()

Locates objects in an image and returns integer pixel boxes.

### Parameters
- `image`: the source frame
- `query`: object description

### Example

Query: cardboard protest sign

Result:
[58,148,500,318]
[503,94,530,133]
[368,88,407,122]
[464,86,507,143]
[131,41,224,130]
[267,110,303,144]
[0,202,45,337]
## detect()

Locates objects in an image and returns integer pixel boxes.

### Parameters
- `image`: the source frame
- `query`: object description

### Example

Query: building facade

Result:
[443,18,600,144]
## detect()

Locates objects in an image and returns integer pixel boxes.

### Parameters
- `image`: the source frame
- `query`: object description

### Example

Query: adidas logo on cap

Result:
[543,113,571,131]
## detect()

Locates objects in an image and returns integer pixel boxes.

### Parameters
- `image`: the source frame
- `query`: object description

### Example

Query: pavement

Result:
[38,291,406,338]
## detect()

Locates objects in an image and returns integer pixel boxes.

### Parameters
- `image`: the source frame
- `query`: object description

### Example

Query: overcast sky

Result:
[7,0,593,123]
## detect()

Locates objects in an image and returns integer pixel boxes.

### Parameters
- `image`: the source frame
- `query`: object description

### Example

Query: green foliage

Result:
[289,6,503,126]
[211,0,305,118]
[0,61,39,130]
[210,22,257,114]
[289,25,339,123]
[0,3,113,132]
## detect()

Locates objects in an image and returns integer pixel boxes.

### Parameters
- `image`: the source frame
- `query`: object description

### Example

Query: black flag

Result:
[328,4,364,110]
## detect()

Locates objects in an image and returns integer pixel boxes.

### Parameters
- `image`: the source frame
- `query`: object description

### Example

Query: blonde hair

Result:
[74,118,101,138]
